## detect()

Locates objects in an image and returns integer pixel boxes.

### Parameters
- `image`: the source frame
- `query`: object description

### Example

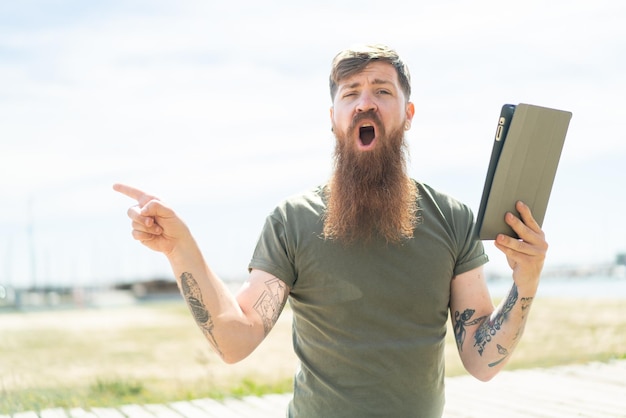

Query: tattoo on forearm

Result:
[453,309,487,351]
[254,277,287,336]
[488,344,510,367]
[474,284,519,356]
[180,272,223,356]
[521,296,533,317]
[513,296,534,340]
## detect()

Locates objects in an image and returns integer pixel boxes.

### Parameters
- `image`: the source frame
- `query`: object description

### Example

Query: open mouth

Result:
[359,125,376,146]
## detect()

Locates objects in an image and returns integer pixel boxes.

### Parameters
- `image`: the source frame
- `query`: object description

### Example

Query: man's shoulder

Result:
[272,185,326,217]
[414,180,472,214]
[284,184,325,201]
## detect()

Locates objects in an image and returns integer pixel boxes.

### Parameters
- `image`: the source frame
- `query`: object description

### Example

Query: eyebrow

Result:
[342,78,394,90]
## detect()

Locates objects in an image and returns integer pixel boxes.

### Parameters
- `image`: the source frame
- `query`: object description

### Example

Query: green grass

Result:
[1,297,625,414]
[0,376,294,414]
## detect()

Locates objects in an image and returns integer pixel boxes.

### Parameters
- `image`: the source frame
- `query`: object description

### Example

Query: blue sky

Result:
[1,0,625,288]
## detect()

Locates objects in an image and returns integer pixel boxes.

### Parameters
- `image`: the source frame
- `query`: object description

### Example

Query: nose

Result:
[355,91,377,113]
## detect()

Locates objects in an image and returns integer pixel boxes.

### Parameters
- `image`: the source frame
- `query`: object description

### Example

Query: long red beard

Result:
[323,117,419,244]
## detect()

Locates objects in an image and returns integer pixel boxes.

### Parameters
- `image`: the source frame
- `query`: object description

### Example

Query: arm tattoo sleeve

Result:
[253,277,287,336]
[474,284,518,356]
[180,272,223,356]
[453,308,487,351]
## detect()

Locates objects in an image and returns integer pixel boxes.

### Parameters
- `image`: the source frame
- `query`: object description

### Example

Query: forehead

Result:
[337,61,400,89]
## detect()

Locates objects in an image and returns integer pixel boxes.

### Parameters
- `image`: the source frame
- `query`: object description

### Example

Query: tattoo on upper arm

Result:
[474,284,518,356]
[180,272,223,356]
[253,277,287,336]
[453,309,487,351]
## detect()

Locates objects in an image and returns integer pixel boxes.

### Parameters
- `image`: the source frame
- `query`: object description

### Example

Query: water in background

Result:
[487,275,626,298]
[1,275,625,312]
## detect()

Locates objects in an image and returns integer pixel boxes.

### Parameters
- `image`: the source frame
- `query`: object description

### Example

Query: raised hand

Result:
[494,201,548,291]
[113,183,191,255]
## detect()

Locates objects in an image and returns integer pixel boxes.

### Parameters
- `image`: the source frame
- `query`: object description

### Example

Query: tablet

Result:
[475,103,573,240]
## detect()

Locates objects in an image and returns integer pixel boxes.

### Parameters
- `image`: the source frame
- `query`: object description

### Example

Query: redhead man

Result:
[115,44,547,418]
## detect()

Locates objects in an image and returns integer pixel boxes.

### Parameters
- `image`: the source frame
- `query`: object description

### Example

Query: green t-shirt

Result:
[249,181,488,418]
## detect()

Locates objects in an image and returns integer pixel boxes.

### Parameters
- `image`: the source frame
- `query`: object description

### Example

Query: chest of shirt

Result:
[288,226,456,332]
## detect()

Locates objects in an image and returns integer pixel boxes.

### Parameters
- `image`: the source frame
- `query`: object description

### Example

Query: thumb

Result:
[140,199,173,220]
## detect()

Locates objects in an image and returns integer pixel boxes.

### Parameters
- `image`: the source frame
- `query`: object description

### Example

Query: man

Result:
[114,44,547,417]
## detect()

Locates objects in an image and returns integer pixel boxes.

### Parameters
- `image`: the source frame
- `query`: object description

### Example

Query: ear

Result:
[405,101,415,123]
[404,102,415,130]
[329,106,335,131]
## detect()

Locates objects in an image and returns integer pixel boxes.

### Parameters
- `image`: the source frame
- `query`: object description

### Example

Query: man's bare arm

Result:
[173,265,289,363]
[451,201,546,381]
[450,267,534,381]
[113,183,289,363]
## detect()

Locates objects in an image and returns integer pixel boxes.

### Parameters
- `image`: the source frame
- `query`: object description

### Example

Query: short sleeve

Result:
[453,207,489,276]
[248,208,298,288]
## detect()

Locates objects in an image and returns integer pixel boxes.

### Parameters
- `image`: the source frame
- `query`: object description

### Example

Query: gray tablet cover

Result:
[476,103,572,240]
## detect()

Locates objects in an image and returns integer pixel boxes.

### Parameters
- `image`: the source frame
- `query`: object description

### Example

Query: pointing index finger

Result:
[113,183,157,206]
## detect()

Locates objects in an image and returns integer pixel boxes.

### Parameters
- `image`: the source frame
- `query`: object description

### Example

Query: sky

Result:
[1,0,625,289]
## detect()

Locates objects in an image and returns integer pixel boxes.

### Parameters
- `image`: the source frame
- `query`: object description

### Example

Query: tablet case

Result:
[476,103,572,240]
